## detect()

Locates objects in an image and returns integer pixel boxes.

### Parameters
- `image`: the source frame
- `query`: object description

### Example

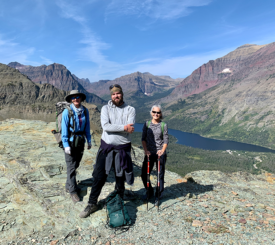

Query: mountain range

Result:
[161,44,266,104]
[163,42,275,149]
[0,63,101,132]
[5,42,275,149]
[8,62,182,104]
[82,71,182,101]
[7,62,105,105]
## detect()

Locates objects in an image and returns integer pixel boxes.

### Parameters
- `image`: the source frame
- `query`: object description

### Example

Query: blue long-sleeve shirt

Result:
[61,105,92,148]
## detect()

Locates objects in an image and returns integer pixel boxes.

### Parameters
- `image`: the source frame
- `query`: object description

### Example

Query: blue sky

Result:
[1,0,275,82]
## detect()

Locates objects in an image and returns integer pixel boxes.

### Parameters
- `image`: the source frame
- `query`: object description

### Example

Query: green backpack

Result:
[106,190,132,229]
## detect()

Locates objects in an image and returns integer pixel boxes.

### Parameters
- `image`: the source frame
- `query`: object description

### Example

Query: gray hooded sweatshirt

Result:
[97,100,136,185]
[101,100,136,145]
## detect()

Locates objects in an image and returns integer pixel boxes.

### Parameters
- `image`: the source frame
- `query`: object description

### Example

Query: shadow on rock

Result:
[76,164,140,199]
[159,177,214,211]
[126,175,214,213]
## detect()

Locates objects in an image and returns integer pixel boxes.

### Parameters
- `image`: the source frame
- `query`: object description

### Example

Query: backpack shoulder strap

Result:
[83,106,88,130]
[161,121,165,135]
[147,120,151,128]
[83,106,87,117]
[66,105,75,132]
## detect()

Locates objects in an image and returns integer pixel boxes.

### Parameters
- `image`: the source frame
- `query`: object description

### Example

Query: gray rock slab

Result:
[0,119,275,245]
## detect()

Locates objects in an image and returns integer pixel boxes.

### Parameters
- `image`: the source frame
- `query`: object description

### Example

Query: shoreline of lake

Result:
[134,123,275,153]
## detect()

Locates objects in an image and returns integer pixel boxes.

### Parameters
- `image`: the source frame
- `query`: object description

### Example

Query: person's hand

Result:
[87,143,92,150]
[124,124,134,133]
[157,150,164,156]
[145,150,151,157]
[65,147,71,155]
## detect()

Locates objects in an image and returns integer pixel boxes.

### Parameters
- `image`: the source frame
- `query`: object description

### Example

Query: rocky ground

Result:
[1,119,275,244]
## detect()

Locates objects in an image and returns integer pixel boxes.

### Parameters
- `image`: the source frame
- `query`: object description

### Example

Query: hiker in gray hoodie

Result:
[79,84,136,218]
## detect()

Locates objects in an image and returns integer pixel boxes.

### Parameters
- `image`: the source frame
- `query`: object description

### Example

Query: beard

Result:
[112,95,124,106]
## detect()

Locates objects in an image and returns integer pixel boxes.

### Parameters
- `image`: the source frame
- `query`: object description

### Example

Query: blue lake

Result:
[134,123,275,153]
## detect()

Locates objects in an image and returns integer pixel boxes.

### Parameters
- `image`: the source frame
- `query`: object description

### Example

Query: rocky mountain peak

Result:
[7,62,105,105]
[160,42,270,104]
[221,43,266,61]
[46,63,67,70]
[0,63,102,130]
[8,62,26,69]
[237,44,259,49]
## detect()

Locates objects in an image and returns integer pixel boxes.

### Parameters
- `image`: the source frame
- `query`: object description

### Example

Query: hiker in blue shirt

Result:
[141,104,169,207]
[62,90,92,203]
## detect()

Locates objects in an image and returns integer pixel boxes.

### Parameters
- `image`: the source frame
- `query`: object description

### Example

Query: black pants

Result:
[141,153,166,197]
[88,150,125,204]
[65,145,84,194]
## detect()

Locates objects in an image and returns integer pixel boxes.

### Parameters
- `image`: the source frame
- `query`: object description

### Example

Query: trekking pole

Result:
[147,154,150,211]
[157,155,160,212]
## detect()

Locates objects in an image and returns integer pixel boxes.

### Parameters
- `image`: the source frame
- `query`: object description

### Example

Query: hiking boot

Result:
[79,204,98,218]
[70,193,80,203]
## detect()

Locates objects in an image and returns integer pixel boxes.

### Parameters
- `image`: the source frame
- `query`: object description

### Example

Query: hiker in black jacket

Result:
[141,104,169,206]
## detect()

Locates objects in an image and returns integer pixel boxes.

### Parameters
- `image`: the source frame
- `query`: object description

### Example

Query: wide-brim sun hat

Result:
[65,90,86,102]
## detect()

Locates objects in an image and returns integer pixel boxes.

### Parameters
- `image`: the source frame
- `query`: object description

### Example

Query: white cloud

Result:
[0,36,38,65]
[56,0,122,79]
[56,0,86,24]
[106,0,212,20]
[55,0,218,81]
[40,56,53,65]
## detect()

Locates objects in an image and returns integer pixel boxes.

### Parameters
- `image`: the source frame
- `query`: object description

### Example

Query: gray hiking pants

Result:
[65,145,84,193]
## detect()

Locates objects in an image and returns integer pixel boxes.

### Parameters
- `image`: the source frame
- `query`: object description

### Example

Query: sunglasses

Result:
[71,96,80,100]
[152,111,161,114]
[109,84,122,90]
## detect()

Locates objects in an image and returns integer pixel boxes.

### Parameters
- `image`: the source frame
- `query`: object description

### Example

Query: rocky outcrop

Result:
[7,62,105,105]
[0,63,102,132]
[86,72,182,99]
[161,44,266,103]
[1,119,275,244]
